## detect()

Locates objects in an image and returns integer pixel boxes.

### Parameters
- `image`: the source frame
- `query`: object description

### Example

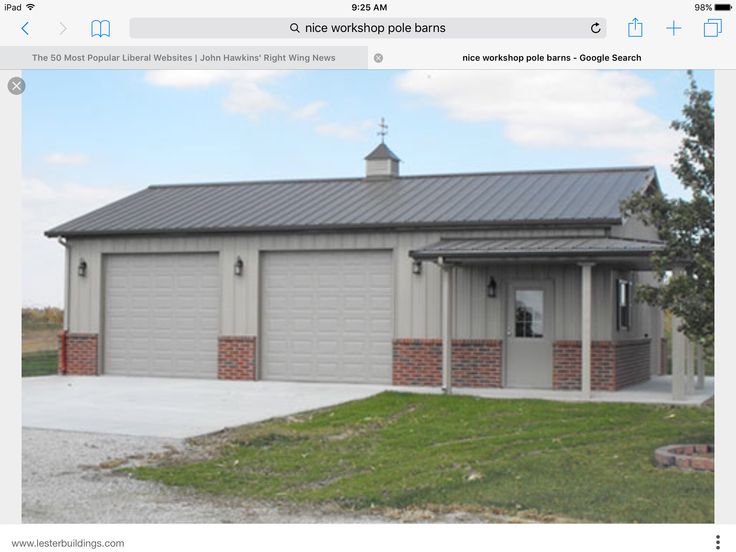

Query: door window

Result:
[515,289,544,338]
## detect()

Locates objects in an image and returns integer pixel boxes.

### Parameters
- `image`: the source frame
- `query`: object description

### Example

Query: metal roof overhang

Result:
[409,238,665,270]
[43,218,621,238]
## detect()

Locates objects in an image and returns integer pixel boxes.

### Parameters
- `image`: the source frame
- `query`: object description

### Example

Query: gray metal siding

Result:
[67,227,624,345]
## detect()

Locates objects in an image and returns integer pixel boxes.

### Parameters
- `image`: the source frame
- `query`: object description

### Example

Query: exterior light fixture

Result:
[486,276,497,298]
[234,256,244,276]
[77,258,87,277]
[412,260,422,275]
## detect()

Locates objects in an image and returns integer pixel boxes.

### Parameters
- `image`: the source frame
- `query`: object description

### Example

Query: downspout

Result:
[58,237,70,374]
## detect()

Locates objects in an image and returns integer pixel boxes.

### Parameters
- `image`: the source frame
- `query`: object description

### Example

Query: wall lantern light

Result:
[77,258,87,278]
[486,276,497,298]
[234,256,244,276]
[412,260,422,275]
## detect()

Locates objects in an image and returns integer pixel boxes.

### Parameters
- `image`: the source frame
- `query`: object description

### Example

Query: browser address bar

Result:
[129,17,607,39]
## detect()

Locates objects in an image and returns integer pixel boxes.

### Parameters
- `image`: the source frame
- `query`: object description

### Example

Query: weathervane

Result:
[377,117,388,143]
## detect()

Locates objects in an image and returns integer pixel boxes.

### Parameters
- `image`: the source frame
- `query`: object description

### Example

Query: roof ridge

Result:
[148,166,655,190]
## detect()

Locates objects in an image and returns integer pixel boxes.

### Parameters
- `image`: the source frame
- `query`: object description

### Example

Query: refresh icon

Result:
[590,22,602,34]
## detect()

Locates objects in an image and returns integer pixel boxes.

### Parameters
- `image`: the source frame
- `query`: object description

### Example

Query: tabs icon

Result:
[703,18,723,37]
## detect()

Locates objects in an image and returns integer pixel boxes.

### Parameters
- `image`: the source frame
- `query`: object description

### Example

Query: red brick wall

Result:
[553,339,651,391]
[392,339,502,388]
[552,340,582,390]
[615,339,651,388]
[58,332,98,376]
[453,340,503,387]
[592,341,616,390]
[218,336,256,380]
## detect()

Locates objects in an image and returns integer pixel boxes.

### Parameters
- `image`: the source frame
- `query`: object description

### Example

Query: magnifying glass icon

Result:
[290,23,300,33]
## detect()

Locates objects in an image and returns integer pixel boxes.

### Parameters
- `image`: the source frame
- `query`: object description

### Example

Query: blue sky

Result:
[21,69,714,306]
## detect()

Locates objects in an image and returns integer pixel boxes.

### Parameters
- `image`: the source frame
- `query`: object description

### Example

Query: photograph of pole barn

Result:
[45,142,671,395]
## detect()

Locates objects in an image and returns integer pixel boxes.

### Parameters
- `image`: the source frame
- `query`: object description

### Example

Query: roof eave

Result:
[45,217,622,239]
[409,249,663,261]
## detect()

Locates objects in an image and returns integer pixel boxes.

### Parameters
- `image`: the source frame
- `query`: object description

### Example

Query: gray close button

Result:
[8,77,26,95]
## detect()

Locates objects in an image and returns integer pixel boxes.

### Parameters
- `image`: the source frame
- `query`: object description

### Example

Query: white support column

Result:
[685,338,695,395]
[671,314,687,400]
[696,343,705,390]
[580,263,594,399]
[440,259,454,394]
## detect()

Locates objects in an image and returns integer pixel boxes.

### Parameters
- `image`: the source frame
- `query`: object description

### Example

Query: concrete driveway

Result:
[23,376,388,438]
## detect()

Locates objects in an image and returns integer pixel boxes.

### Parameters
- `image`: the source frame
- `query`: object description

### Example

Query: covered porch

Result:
[410,236,708,402]
[395,375,714,406]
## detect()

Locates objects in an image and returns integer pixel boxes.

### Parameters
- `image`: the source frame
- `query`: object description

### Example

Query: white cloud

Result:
[22,177,129,307]
[396,70,680,165]
[293,100,327,120]
[144,70,288,119]
[145,70,237,88]
[315,120,374,141]
[44,152,90,166]
[145,71,380,143]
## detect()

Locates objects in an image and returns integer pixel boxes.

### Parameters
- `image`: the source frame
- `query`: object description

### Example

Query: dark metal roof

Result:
[410,237,665,261]
[45,166,656,238]
[365,142,400,161]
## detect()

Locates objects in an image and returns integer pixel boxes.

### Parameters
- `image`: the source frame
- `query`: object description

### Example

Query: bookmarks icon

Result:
[91,19,111,37]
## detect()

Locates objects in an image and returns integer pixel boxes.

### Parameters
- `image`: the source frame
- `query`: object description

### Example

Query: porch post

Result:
[579,262,594,399]
[696,344,705,390]
[440,258,454,394]
[685,338,695,395]
[671,314,687,400]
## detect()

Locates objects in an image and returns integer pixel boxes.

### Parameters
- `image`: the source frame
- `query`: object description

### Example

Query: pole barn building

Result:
[46,142,673,395]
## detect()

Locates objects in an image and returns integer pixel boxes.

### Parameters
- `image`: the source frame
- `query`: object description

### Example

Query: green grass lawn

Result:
[22,350,58,377]
[134,392,713,523]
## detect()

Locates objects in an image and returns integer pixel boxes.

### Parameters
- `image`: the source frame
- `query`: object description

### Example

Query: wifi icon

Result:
[26,3,35,10]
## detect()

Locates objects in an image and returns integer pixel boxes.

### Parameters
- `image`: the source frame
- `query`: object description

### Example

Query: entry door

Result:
[505,280,554,388]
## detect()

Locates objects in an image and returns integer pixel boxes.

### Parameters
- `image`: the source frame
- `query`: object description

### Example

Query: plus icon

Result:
[666,20,683,36]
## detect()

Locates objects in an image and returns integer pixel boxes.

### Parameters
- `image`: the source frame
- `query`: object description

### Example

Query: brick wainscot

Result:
[217,336,257,380]
[393,338,502,388]
[58,332,98,375]
[553,339,651,391]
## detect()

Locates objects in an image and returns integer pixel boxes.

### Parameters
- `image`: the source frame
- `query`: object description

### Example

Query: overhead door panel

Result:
[104,253,219,378]
[262,251,393,383]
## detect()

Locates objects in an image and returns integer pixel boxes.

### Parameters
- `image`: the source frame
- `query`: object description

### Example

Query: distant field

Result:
[23,327,60,354]
[22,314,61,377]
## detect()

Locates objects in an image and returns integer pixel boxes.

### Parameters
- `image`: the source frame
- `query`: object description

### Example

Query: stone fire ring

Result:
[654,444,714,472]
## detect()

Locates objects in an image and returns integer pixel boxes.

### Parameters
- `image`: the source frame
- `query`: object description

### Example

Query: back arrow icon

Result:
[59,22,67,35]
[21,21,29,35]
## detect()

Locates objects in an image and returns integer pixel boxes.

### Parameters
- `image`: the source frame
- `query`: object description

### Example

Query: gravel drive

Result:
[23,428,504,524]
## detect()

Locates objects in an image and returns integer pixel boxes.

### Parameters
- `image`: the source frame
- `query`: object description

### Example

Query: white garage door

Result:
[104,253,220,378]
[262,251,393,384]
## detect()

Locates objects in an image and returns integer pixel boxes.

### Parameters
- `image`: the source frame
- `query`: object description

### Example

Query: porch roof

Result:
[409,236,665,268]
